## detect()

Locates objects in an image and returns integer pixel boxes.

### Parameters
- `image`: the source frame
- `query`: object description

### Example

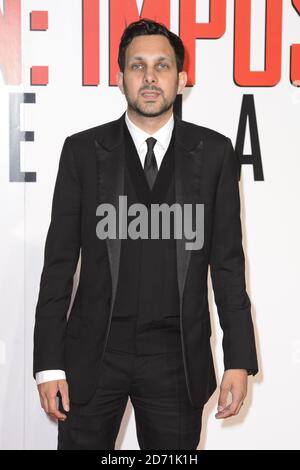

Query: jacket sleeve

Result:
[33,137,81,376]
[209,137,258,375]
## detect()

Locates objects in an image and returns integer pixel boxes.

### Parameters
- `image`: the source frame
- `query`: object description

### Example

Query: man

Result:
[33,19,258,450]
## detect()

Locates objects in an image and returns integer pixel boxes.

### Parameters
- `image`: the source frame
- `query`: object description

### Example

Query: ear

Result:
[177,71,188,95]
[117,70,124,94]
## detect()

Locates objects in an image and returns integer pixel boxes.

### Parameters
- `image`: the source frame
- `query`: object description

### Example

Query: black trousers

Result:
[58,346,204,450]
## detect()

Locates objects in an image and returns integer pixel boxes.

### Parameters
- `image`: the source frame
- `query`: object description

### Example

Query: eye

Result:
[157,63,169,69]
[131,63,143,70]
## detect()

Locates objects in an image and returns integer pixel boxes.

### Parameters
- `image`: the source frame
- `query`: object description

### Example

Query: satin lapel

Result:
[174,115,205,306]
[94,114,125,317]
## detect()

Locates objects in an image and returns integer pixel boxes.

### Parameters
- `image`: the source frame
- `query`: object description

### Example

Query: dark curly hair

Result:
[118,18,185,73]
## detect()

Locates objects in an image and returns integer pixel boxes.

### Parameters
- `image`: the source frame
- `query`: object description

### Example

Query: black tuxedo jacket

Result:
[33,112,258,408]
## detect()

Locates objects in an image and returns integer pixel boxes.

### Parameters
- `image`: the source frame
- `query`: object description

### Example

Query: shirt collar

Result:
[125,111,174,153]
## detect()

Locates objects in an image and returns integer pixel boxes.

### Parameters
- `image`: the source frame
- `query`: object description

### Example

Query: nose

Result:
[143,66,158,85]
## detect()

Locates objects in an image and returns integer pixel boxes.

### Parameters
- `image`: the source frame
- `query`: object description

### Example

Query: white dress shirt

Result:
[125,111,174,170]
[35,111,175,385]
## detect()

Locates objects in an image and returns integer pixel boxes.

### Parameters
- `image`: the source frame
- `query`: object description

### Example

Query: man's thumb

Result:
[218,387,229,411]
[58,381,70,412]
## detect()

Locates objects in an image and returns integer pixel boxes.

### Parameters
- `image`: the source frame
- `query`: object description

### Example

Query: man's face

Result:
[117,35,187,118]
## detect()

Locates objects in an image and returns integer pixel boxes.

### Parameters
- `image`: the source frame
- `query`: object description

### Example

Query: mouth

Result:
[141,91,161,100]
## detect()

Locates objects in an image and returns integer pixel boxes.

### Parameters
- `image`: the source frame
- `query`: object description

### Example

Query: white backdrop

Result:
[1,0,300,450]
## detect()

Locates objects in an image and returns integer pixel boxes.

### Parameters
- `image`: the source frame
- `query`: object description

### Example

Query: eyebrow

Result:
[128,56,173,63]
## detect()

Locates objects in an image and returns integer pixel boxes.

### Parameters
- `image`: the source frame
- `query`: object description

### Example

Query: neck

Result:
[127,107,173,134]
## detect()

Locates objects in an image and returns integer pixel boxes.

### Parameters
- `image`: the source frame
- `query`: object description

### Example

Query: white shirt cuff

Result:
[35,370,66,385]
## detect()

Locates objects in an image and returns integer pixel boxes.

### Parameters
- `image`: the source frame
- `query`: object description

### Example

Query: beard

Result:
[123,80,178,118]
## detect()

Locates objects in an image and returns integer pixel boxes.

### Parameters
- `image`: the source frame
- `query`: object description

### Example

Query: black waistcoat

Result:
[105,122,181,354]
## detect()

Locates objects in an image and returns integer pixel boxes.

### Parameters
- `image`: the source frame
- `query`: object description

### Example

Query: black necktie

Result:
[144,137,158,190]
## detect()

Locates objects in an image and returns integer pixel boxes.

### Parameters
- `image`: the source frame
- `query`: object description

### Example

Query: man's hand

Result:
[215,369,248,419]
[38,379,70,421]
